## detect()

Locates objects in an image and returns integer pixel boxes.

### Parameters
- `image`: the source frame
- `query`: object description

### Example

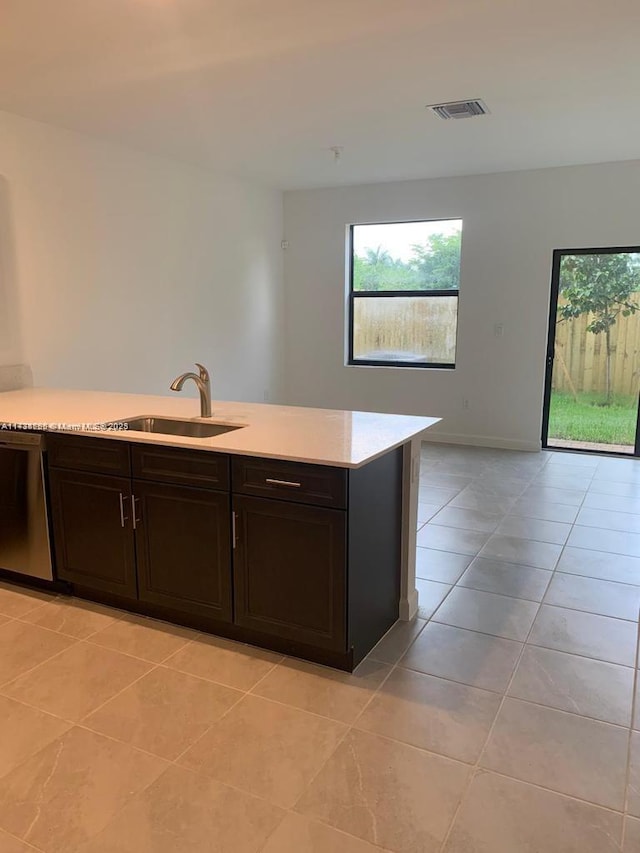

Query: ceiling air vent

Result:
[428,99,489,120]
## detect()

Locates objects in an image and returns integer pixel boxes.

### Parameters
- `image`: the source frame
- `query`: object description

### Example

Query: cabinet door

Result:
[135,481,232,622]
[233,496,347,651]
[48,469,137,597]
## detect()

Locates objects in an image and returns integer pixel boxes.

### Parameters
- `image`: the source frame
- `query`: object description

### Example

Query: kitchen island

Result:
[0,388,438,670]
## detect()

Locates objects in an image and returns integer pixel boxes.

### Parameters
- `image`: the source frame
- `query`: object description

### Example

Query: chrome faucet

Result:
[170,363,212,418]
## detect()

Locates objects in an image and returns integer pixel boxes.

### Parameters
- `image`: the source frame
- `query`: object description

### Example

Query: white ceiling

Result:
[2,0,640,189]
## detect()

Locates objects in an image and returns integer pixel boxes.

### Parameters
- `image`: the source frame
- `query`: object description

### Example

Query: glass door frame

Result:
[542,245,640,457]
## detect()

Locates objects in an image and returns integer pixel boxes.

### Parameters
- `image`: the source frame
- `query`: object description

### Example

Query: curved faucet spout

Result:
[169,364,212,418]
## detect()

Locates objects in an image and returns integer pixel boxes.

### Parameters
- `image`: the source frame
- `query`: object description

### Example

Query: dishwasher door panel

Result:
[0,444,53,580]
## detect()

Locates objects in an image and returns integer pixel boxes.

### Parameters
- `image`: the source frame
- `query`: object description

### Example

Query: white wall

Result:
[0,110,284,403]
[283,161,640,450]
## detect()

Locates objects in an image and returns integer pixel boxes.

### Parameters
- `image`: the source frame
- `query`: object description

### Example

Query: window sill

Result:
[345,361,456,371]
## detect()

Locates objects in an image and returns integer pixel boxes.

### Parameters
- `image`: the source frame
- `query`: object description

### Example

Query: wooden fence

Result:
[353,296,457,363]
[553,294,640,397]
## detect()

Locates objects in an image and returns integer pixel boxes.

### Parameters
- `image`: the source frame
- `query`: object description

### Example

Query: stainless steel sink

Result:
[112,416,244,439]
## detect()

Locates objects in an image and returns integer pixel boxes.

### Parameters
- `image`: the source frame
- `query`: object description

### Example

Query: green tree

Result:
[353,246,419,290]
[558,253,640,406]
[353,231,462,292]
[410,232,462,290]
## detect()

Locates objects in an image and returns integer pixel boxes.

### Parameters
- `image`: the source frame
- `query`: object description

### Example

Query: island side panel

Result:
[347,447,403,665]
[399,436,421,620]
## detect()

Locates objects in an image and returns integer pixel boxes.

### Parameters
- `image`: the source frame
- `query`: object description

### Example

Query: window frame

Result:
[347,220,460,370]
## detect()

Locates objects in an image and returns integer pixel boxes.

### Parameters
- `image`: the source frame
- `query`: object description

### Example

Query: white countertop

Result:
[0,388,439,468]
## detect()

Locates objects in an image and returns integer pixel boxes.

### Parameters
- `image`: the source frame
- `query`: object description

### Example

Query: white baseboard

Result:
[399,587,418,621]
[422,431,542,453]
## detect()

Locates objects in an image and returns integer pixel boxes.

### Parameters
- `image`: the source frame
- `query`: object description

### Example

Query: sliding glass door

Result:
[543,247,640,455]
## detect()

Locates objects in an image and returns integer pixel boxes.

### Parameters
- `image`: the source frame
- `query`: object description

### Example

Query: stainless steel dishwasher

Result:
[0,431,53,580]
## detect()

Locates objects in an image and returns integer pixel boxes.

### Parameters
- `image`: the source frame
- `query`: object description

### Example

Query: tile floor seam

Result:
[166,760,297,818]
[468,765,626,816]
[71,721,175,767]
[395,661,513,697]
[255,810,393,853]
[162,693,249,768]
[75,658,161,725]
[492,530,572,548]
[552,566,640,590]
[458,552,553,573]
[0,825,45,853]
[6,629,158,731]
[281,629,494,848]
[82,632,194,664]
[428,616,530,644]
[499,692,633,730]
[621,616,640,850]
[455,578,551,604]
[418,573,459,622]
[329,719,477,769]
[0,693,78,732]
[437,588,544,850]
[164,750,295,811]
[0,598,59,622]
[438,584,548,607]
[0,684,198,772]
[0,691,78,729]
[491,694,630,731]
[0,725,172,852]
[560,550,640,587]
[525,636,637,668]
[0,650,249,734]
[228,685,362,728]
[438,448,630,850]
[546,605,639,624]
[436,454,573,850]
[161,632,285,675]
[154,634,199,665]
[153,656,270,691]
[0,635,82,694]
[285,658,401,819]
[11,600,128,640]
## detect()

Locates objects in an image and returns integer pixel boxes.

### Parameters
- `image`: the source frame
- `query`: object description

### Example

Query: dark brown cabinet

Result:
[48,443,232,622]
[48,468,137,597]
[233,495,346,651]
[46,435,403,671]
[135,481,232,622]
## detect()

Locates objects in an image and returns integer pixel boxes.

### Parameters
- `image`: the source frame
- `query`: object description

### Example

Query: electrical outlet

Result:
[494,323,504,338]
[462,398,470,410]
[263,390,270,402]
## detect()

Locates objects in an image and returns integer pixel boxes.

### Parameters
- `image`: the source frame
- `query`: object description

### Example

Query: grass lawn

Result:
[548,391,637,446]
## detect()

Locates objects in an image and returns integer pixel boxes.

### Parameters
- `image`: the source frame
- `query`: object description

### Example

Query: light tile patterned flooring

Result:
[0,444,638,851]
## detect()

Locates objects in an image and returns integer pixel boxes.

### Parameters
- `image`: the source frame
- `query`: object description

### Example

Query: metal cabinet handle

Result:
[118,493,129,528]
[132,495,141,530]
[232,511,237,549]
[265,478,302,488]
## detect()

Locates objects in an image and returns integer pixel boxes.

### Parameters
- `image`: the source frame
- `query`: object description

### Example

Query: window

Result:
[348,219,462,368]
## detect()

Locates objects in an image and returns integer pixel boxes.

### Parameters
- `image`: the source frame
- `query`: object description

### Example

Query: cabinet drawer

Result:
[232,456,347,508]
[47,434,131,476]
[132,444,229,490]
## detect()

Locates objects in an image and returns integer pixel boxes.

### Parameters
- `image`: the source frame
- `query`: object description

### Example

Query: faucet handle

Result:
[195,363,210,383]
